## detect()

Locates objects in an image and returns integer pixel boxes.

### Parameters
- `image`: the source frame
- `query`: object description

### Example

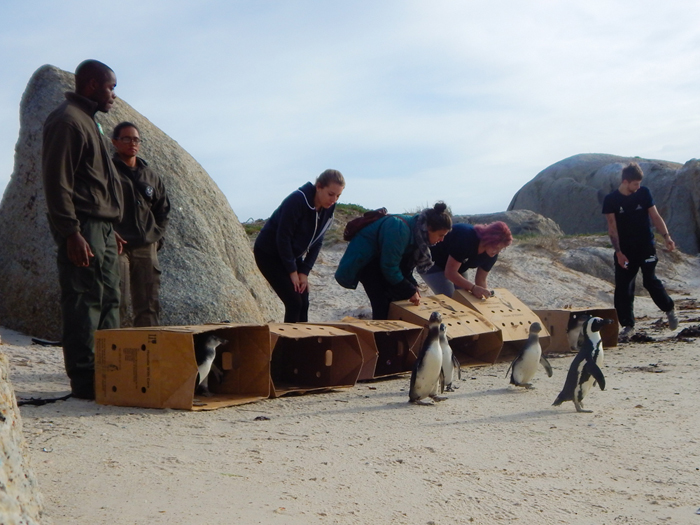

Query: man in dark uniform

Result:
[42,60,124,399]
[603,162,678,341]
[111,122,170,327]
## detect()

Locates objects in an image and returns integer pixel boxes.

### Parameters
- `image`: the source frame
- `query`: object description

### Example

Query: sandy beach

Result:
[4,240,700,524]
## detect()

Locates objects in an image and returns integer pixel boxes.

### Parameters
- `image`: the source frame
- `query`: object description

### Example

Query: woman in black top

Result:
[254,169,345,322]
[421,221,512,299]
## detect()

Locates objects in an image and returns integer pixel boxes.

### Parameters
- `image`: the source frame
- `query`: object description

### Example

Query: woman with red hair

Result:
[420,221,512,299]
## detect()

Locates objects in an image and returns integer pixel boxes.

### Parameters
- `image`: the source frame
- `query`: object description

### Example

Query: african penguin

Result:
[553,316,613,413]
[439,323,461,392]
[505,322,552,388]
[194,334,227,397]
[409,311,447,405]
[567,312,591,352]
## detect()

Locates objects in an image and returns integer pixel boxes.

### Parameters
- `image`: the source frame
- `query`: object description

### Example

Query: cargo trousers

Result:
[119,242,161,327]
[613,251,674,328]
[57,217,120,397]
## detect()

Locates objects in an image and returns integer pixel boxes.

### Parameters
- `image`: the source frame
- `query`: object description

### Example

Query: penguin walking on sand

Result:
[553,316,613,413]
[409,312,447,405]
[567,312,591,352]
[439,323,461,392]
[194,334,227,397]
[505,322,552,388]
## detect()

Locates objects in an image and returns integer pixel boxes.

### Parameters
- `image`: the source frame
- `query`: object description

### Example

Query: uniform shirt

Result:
[602,186,654,256]
[426,223,497,275]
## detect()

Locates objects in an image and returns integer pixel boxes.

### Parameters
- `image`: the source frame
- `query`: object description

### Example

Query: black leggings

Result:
[254,247,309,323]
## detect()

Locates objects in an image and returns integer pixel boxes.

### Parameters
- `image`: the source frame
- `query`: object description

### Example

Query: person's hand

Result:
[409,291,421,306]
[290,271,302,293]
[615,251,629,269]
[115,232,127,255]
[66,232,94,267]
[664,236,675,252]
[471,285,490,299]
[297,273,309,294]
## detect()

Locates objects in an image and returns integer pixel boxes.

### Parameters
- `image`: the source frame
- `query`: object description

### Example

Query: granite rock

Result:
[0,65,283,339]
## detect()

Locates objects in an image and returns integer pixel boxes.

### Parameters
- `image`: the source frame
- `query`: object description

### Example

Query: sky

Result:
[1,1,699,221]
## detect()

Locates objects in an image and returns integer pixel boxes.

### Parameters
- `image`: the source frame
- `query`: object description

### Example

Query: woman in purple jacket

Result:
[254,169,345,322]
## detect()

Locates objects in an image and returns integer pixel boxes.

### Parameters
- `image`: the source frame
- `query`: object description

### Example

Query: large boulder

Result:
[508,153,700,254]
[0,349,44,525]
[453,209,563,237]
[0,65,282,339]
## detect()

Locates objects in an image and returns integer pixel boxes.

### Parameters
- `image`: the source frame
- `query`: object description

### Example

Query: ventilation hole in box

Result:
[325,350,333,367]
[141,387,146,393]
[111,344,117,350]
[316,371,321,378]
[111,386,117,392]
[141,345,146,351]
[293,368,299,375]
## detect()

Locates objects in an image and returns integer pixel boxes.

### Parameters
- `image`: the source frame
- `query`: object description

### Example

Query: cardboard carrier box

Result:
[452,288,551,352]
[533,307,619,354]
[314,319,422,380]
[388,294,503,366]
[268,324,363,397]
[95,324,270,410]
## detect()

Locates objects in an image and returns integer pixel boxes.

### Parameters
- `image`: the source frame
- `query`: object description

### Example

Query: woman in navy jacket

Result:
[254,169,345,322]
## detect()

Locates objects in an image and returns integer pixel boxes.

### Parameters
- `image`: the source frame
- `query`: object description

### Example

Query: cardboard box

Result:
[314,319,422,380]
[388,294,503,366]
[533,307,619,354]
[452,288,551,350]
[269,324,363,397]
[95,324,270,411]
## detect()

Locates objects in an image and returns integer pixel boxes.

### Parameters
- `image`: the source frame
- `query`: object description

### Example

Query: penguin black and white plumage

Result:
[566,313,591,352]
[194,334,227,397]
[439,323,461,392]
[552,317,613,413]
[409,312,447,405]
[505,322,552,388]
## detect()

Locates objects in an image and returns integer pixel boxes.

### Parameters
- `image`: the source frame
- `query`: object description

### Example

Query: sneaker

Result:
[619,326,635,342]
[666,309,679,331]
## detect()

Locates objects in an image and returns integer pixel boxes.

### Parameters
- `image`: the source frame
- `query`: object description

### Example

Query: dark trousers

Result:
[57,218,120,394]
[614,252,674,328]
[254,247,309,323]
[358,257,411,320]
[119,242,161,327]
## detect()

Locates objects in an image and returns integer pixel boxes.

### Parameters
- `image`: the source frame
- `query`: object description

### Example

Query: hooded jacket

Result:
[42,92,123,239]
[254,182,336,275]
[335,214,419,299]
[113,155,170,247]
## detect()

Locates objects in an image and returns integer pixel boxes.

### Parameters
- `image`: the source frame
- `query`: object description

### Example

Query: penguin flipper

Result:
[585,362,606,390]
[540,355,553,377]
[452,353,461,381]
[504,352,522,379]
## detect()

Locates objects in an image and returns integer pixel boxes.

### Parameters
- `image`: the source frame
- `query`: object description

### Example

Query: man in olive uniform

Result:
[42,59,124,400]
[111,122,170,327]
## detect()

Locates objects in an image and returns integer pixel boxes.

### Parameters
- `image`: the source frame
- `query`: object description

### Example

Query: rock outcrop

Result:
[508,153,700,254]
[453,209,563,237]
[0,65,282,339]
[0,349,44,525]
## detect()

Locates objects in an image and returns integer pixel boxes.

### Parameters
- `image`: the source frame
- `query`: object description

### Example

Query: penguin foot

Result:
[410,398,436,406]
[445,385,455,392]
[575,408,593,413]
[429,395,448,402]
[523,383,534,389]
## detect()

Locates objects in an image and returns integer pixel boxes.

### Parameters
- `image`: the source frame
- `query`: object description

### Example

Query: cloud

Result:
[2,0,700,220]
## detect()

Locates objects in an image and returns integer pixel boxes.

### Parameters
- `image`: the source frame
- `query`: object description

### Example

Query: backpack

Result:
[343,208,389,241]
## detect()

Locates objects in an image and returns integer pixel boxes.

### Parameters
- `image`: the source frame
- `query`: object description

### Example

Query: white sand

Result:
[4,239,700,524]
